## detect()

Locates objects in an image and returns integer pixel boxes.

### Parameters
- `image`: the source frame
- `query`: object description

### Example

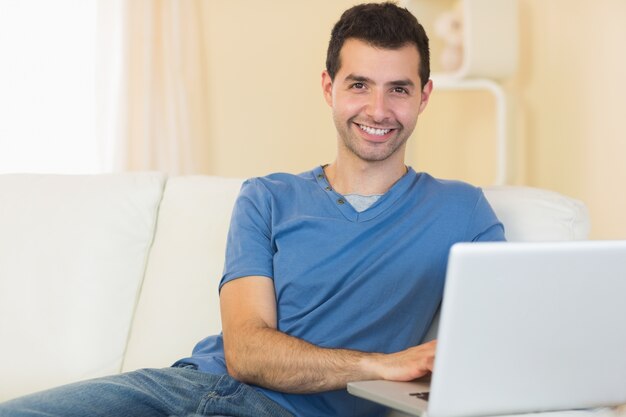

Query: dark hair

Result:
[326,2,430,88]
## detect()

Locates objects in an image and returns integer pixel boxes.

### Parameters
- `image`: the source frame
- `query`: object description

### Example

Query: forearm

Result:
[220,276,435,393]
[224,324,382,393]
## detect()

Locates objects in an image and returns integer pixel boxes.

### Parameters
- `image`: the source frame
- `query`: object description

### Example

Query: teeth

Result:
[359,124,391,136]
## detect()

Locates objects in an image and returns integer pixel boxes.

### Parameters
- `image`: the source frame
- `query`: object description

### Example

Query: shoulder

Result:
[415,172,484,206]
[237,168,318,205]
[242,169,315,193]
[413,172,504,241]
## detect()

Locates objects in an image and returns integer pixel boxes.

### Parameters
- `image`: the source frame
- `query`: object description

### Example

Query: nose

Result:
[365,90,390,123]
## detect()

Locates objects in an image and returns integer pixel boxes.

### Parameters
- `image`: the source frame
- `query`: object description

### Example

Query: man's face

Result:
[322,38,432,164]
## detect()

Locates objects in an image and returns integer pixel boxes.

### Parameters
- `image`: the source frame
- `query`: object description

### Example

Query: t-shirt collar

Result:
[312,165,418,222]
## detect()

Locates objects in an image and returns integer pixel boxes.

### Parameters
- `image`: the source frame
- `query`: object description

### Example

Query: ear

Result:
[418,79,433,115]
[321,70,334,107]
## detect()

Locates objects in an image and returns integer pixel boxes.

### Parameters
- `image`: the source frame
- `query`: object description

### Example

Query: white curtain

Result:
[97,0,211,174]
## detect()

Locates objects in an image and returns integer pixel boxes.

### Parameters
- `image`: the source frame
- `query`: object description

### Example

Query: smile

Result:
[358,124,393,136]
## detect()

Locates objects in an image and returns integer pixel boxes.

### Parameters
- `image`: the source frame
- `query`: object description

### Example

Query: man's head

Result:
[326,2,430,88]
[321,3,433,166]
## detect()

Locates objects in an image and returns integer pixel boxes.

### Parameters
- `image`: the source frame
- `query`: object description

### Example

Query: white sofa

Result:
[0,172,590,406]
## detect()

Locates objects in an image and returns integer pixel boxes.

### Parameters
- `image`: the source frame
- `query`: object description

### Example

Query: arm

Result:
[220,275,436,394]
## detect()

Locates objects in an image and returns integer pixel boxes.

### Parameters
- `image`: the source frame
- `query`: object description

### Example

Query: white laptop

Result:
[348,240,626,417]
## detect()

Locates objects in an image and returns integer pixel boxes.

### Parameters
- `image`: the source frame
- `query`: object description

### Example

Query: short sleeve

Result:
[467,189,506,242]
[220,179,275,290]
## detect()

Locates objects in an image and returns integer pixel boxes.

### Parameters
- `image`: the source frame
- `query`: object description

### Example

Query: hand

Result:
[369,340,437,382]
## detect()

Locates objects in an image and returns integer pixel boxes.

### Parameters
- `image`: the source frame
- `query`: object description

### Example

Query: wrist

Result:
[357,351,385,381]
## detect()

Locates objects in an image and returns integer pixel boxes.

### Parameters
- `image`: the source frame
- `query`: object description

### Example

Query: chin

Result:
[353,139,408,163]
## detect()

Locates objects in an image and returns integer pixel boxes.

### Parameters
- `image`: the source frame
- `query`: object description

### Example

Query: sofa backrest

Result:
[0,172,165,401]
[483,186,589,241]
[122,176,244,372]
[0,173,590,401]
[122,178,590,372]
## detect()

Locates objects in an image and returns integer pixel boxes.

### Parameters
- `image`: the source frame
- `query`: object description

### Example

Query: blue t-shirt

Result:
[179,166,505,417]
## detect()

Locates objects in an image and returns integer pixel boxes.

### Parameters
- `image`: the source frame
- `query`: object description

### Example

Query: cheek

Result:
[394,100,421,126]
[334,92,366,114]
[333,101,361,124]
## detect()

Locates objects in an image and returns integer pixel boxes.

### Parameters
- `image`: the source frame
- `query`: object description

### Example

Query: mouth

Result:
[355,123,397,142]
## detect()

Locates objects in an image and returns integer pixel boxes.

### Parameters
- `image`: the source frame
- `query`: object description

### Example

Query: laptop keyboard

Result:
[409,392,430,401]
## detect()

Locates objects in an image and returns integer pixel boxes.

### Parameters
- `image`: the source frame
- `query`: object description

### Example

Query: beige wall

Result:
[200,0,626,240]
[200,0,357,177]
[518,0,626,240]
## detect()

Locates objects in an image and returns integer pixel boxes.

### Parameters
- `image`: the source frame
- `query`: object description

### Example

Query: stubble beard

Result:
[337,116,409,163]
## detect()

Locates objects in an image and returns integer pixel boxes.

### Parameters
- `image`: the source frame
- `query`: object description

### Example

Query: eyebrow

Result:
[344,73,416,88]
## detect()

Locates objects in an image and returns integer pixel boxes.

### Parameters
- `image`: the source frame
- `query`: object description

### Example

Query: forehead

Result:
[337,38,421,84]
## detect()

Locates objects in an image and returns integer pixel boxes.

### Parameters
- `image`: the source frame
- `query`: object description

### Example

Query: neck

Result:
[323,157,408,196]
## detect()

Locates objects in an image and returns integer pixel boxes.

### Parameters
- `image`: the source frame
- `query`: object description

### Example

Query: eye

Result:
[392,86,409,94]
[351,82,366,90]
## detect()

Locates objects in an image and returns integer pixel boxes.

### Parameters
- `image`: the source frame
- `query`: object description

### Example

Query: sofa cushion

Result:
[483,186,590,242]
[0,172,165,401]
[122,176,243,371]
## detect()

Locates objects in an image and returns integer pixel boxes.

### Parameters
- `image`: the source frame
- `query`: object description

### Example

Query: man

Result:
[0,3,504,417]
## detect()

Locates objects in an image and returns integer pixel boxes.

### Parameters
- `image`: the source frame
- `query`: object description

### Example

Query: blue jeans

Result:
[0,365,294,417]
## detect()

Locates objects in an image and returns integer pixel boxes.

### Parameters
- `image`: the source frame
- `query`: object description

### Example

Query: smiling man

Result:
[193,3,504,416]
[0,3,504,417]
[321,37,430,196]
[324,39,427,164]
